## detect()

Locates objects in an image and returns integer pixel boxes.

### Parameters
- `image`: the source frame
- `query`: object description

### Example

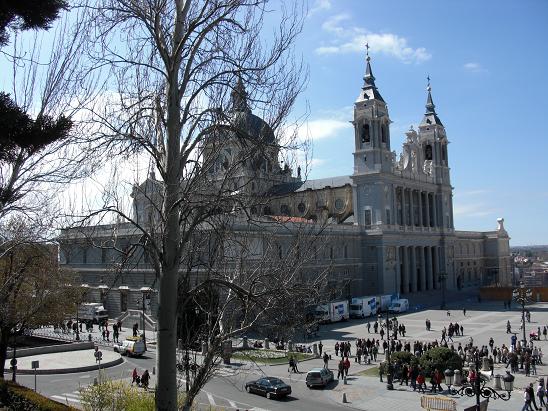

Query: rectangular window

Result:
[385,209,391,225]
[101,248,107,264]
[364,209,372,228]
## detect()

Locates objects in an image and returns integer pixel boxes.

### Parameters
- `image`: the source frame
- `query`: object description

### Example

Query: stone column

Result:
[419,246,426,292]
[432,246,439,289]
[409,189,415,227]
[432,194,438,228]
[402,246,409,294]
[425,246,433,291]
[395,246,401,294]
[410,246,417,293]
[418,191,423,227]
[426,193,431,228]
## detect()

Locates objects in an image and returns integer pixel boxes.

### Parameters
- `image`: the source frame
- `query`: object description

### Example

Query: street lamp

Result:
[446,352,513,410]
[385,307,393,390]
[512,281,532,346]
[439,272,447,309]
[139,287,152,350]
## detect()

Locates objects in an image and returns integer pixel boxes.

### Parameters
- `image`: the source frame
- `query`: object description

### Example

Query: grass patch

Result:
[232,349,314,364]
[357,366,380,377]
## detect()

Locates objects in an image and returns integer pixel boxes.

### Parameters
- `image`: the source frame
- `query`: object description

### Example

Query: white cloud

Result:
[463,62,487,73]
[308,0,331,16]
[301,118,352,141]
[315,14,431,64]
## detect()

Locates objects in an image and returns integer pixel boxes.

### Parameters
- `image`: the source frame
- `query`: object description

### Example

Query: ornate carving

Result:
[423,160,433,175]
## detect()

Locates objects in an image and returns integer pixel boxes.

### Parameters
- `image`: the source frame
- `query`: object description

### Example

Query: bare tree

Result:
[0,8,98,223]
[74,0,312,409]
[0,217,82,379]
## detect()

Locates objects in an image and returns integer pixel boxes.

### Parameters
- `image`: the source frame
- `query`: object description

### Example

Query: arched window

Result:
[381,125,387,144]
[361,124,370,143]
[280,204,290,215]
[425,144,433,160]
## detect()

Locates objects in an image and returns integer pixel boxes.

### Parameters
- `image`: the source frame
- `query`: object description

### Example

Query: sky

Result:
[1,0,546,246]
[289,0,548,246]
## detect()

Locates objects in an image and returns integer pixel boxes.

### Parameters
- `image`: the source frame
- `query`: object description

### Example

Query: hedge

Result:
[390,351,418,367]
[418,347,463,377]
[0,379,76,411]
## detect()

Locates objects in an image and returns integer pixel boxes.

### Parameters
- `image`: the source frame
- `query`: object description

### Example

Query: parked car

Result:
[245,377,291,399]
[306,367,334,388]
[113,337,146,357]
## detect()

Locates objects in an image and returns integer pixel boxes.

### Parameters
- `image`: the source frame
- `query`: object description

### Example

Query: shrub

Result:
[79,378,187,411]
[0,380,75,411]
[390,351,418,367]
[418,347,463,377]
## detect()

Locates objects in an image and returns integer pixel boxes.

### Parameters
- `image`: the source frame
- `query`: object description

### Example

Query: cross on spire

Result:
[365,42,370,60]
[427,74,431,91]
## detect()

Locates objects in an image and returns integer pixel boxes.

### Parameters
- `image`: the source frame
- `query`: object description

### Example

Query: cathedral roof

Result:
[266,175,352,196]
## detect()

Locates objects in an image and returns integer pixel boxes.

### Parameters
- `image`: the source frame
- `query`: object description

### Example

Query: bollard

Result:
[453,369,462,387]
[493,374,501,389]
[152,367,156,375]
[344,376,347,385]
[264,338,269,350]
[342,392,348,403]
[242,336,249,349]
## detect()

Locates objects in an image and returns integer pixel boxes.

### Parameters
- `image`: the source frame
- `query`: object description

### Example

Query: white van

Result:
[388,299,409,313]
[114,337,146,357]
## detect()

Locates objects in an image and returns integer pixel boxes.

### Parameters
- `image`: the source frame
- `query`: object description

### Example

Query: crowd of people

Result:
[131,368,150,390]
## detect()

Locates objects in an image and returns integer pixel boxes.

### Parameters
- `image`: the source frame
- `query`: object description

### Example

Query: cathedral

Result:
[60,52,511,320]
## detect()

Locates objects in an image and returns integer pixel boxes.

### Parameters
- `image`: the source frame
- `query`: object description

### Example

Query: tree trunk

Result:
[0,328,11,380]
[155,265,179,410]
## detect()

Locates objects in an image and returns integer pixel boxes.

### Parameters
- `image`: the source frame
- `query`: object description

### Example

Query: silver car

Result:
[306,367,334,388]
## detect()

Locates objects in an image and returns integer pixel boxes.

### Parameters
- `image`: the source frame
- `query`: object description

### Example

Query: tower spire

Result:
[425,75,436,114]
[420,75,443,126]
[359,43,384,102]
[231,76,251,112]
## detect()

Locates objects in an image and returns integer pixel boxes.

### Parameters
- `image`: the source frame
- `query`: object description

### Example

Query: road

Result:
[15,300,548,411]
[15,346,348,411]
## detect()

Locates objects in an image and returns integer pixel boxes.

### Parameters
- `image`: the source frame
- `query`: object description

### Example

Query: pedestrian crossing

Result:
[50,382,269,411]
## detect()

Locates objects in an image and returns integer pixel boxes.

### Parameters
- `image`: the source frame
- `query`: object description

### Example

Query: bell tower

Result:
[352,44,393,176]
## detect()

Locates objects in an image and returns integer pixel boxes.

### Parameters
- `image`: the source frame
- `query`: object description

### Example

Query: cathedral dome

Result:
[230,110,275,145]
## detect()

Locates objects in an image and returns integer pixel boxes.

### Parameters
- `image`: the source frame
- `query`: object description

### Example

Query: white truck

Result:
[78,303,108,324]
[388,298,409,313]
[314,300,349,323]
[349,296,377,318]
[376,294,398,312]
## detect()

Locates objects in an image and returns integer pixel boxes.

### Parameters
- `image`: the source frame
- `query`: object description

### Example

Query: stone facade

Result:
[60,54,511,320]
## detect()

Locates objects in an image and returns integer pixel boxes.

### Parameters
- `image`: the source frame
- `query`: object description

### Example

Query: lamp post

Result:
[439,272,447,309]
[512,281,532,346]
[446,352,513,410]
[385,307,393,390]
[139,287,152,350]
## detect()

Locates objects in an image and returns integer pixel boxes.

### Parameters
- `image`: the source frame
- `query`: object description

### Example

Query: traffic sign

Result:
[31,361,39,369]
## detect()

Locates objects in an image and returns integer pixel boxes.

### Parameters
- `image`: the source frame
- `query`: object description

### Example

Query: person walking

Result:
[343,357,350,377]
[131,368,139,386]
[417,371,426,393]
[528,383,540,411]
[367,321,371,333]
[337,359,344,380]
[318,341,323,356]
[323,352,329,369]
[537,381,546,408]
[463,308,467,316]
[522,387,533,411]
[141,369,150,390]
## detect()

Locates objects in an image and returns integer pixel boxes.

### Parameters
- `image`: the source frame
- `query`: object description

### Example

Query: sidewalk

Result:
[29,322,157,350]
[15,349,123,375]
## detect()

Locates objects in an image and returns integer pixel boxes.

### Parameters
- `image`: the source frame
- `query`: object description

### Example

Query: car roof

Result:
[309,368,326,372]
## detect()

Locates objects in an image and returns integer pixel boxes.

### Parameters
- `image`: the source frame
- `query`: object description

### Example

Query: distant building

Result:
[60,52,511,319]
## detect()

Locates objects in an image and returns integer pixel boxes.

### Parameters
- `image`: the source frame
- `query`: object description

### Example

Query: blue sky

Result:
[290,0,548,246]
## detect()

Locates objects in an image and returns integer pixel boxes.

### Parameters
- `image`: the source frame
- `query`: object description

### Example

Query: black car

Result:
[245,377,292,399]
